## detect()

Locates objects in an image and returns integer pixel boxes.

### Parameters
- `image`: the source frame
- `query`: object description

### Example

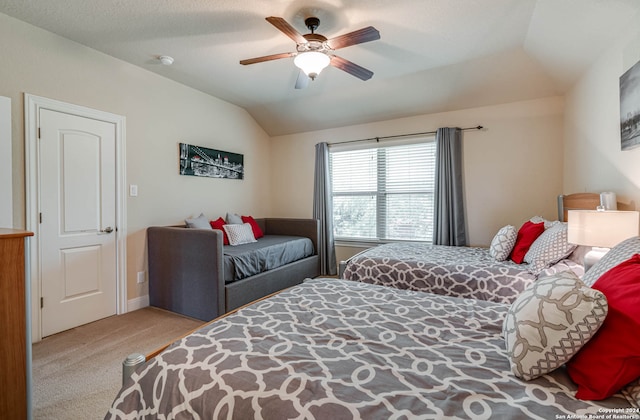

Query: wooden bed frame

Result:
[558,192,629,221]
[559,192,600,221]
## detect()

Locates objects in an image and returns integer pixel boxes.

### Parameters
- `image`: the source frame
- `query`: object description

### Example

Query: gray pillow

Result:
[529,215,554,229]
[489,225,517,261]
[185,213,211,229]
[582,236,640,286]
[503,270,608,381]
[226,212,243,225]
[524,222,576,275]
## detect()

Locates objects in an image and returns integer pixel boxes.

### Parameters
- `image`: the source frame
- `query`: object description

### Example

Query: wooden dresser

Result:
[0,228,33,418]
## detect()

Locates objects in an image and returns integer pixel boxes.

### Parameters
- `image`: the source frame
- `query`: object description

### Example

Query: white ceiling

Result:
[1,0,639,136]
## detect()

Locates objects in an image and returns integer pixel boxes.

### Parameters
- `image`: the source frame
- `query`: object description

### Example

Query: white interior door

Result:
[39,109,117,337]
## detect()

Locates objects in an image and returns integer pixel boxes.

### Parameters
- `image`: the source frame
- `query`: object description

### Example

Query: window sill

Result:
[335,238,432,248]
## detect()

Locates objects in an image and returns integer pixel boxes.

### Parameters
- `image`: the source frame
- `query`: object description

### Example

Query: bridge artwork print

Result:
[179,143,244,180]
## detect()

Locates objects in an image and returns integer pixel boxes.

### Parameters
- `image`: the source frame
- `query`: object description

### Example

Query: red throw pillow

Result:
[566,254,640,400]
[241,215,264,239]
[209,217,229,245]
[509,221,545,264]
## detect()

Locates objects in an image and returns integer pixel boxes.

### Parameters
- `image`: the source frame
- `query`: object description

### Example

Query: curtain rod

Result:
[329,125,483,145]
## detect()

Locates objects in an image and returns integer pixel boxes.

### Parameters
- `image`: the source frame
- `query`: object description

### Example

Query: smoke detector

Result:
[158,55,174,66]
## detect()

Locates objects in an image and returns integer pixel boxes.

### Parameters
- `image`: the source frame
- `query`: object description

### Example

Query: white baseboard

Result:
[127,295,149,312]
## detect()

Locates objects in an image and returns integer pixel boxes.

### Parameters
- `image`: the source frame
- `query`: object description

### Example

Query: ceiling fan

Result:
[240,16,380,89]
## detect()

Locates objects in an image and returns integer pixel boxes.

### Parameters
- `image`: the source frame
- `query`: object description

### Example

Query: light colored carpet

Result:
[32,307,203,420]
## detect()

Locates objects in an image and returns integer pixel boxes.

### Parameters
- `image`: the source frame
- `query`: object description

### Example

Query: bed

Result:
[106,278,639,419]
[339,193,607,304]
[147,217,320,321]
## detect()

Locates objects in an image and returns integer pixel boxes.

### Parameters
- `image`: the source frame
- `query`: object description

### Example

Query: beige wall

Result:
[1,9,583,312]
[0,13,272,303]
[564,18,640,209]
[270,96,565,255]
[0,96,11,227]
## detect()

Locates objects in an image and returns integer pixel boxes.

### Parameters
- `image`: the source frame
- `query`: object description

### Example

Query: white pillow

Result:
[489,225,517,261]
[503,270,608,381]
[185,213,211,229]
[223,223,257,246]
[524,222,576,275]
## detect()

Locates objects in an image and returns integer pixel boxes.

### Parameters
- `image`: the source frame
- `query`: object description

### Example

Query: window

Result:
[330,138,436,243]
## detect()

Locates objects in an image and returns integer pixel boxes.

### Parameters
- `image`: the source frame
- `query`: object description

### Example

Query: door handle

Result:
[100,226,114,234]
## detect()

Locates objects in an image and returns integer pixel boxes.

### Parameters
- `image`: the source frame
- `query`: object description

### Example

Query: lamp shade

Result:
[294,51,330,79]
[568,210,639,248]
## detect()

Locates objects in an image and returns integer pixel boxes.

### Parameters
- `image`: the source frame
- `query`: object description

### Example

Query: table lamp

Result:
[567,210,639,272]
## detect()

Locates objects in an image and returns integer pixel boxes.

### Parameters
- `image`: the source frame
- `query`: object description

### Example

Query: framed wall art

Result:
[179,143,244,179]
[620,58,640,151]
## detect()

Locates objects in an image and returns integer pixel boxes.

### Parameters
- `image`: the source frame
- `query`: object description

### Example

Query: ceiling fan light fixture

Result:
[294,51,330,80]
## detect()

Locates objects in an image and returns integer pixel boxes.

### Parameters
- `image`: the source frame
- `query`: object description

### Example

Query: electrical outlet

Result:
[137,271,145,284]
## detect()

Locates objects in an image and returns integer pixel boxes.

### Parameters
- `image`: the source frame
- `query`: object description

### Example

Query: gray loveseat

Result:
[147,218,320,321]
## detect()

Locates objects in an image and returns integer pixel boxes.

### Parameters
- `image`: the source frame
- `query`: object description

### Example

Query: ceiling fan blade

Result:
[240,52,294,65]
[266,16,307,44]
[295,70,310,89]
[327,26,380,50]
[330,55,374,81]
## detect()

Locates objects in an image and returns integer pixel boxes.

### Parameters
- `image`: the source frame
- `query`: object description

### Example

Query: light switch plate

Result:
[129,184,138,197]
[137,271,145,284]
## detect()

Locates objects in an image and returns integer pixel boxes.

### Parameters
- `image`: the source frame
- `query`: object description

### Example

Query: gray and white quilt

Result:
[342,242,582,304]
[106,279,635,419]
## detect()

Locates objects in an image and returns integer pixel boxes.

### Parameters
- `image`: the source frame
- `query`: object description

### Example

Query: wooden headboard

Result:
[558,192,632,222]
[557,193,601,222]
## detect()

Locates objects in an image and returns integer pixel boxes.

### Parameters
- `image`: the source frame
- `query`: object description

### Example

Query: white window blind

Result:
[330,139,436,242]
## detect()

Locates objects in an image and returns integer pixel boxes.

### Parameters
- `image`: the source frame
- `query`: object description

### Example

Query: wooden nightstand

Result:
[0,229,34,418]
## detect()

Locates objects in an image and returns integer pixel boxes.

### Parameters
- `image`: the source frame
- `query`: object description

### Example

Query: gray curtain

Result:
[313,142,337,275]
[433,127,467,246]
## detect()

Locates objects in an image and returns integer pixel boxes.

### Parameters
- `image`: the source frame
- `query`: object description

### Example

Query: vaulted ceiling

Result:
[1,0,639,136]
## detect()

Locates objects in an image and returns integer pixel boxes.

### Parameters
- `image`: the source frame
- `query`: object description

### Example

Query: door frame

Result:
[24,94,127,343]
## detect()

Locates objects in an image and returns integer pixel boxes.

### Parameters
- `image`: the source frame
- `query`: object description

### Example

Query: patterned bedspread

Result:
[342,243,579,304]
[106,279,635,419]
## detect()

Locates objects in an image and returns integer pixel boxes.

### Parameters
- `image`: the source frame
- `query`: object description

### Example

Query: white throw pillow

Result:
[223,223,257,246]
[503,270,608,381]
[489,225,517,261]
[524,222,576,275]
[185,213,211,229]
